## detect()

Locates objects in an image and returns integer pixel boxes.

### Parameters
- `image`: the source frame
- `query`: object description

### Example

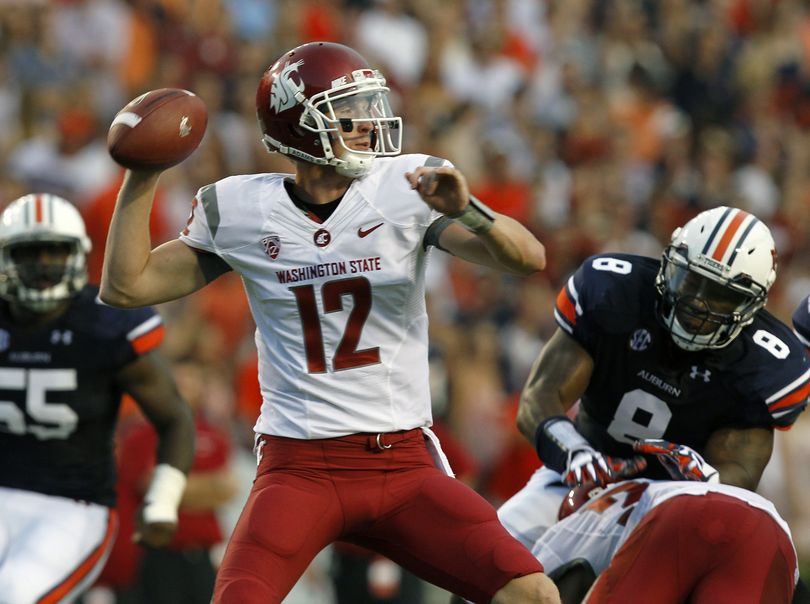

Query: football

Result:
[107,88,208,171]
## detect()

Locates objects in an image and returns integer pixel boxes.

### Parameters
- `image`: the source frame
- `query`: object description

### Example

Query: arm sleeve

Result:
[178,183,218,254]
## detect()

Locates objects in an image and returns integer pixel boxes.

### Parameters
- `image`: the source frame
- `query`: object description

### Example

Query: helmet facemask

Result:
[0,193,92,314]
[656,244,768,351]
[1,238,88,313]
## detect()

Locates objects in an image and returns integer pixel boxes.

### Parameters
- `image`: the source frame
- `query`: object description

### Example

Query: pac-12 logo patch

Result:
[313,228,331,248]
[629,328,651,351]
[262,235,281,259]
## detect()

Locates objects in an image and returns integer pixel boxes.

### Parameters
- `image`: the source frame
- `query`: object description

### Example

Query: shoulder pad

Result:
[555,254,659,336]
[737,310,810,427]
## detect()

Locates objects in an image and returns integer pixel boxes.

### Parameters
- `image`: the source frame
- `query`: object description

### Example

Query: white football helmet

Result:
[0,193,92,312]
[655,206,776,351]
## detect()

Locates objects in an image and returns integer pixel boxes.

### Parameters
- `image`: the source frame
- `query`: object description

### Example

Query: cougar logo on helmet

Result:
[270,60,305,114]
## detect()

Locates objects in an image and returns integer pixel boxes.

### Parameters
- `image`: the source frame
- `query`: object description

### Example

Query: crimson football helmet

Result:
[256,41,402,178]
[0,193,92,312]
[656,206,776,351]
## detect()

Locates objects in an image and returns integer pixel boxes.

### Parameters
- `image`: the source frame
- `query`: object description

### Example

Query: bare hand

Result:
[133,507,177,548]
[405,166,469,215]
[134,521,177,548]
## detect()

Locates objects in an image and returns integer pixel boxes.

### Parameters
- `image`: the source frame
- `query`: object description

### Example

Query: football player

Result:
[533,478,798,604]
[100,42,559,604]
[0,194,194,603]
[498,207,810,549]
[792,294,810,350]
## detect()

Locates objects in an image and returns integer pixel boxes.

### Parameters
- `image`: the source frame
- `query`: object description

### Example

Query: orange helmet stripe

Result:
[34,194,44,224]
[711,209,749,262]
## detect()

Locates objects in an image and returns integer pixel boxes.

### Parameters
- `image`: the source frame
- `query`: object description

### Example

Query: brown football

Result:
[107,88,208,171]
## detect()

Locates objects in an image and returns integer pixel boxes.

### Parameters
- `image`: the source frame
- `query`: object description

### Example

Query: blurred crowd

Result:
[2,0,810,601]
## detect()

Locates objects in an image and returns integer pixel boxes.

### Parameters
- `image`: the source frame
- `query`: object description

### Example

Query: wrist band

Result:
[534,416,591,473]
[449,195,495,234]
[142,463,187,524]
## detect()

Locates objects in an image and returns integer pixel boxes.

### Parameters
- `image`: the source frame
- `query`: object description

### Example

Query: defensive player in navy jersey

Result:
[498,206,810,549]
[0,193,195,603]
[793,294,810,350]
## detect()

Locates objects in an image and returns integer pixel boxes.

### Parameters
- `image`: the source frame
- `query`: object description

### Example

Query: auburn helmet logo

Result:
[270,60,305,113]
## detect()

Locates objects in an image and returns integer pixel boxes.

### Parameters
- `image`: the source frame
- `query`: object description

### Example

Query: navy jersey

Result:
[792,294,810,350]
[0,286,164,506]
[555,254,810,478]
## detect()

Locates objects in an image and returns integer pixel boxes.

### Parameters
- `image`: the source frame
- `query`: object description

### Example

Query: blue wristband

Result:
[534,416,591,473]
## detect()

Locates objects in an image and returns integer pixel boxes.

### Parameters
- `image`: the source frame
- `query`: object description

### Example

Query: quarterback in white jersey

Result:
[534,479,798,603]
[179,154,448,439]
[101,41,560,604]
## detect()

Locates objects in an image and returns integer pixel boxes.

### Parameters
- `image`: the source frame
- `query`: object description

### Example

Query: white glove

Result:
[564,447,646,487]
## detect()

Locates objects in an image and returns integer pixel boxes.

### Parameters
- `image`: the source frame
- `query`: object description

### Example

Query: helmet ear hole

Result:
[288,123,306,139]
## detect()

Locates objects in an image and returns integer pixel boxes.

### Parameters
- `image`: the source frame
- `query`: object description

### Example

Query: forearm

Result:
[704,426,772,490]
[153,403,196,474]
[407,167,545,274]
[713,461,757,489]
[440,213,546,276]
[516,388,567,442]
[516,330,593,442]
[180,469,238,510]
[100,170,161,305]
[476,213,546,275]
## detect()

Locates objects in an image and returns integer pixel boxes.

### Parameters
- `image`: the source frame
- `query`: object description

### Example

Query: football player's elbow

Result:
[99,282,141,308]
[517,242,546,275]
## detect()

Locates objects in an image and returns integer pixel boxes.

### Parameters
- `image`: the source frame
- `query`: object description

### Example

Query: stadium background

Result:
[1,0,809,601]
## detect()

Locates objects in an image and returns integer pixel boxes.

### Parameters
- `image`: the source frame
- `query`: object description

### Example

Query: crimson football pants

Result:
[212,429,543,604]
[585,492,797,604]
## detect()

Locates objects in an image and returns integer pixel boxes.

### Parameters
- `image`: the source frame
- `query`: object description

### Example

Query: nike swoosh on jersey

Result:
[358,222,384,238]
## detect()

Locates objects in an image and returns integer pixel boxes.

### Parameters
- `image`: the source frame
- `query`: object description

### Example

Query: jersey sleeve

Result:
[367,154,448,228]
[95,300,165,368]
[792,295,810,350]
[762,362,810,429]
[743,315,810,429]
[179,183,218,253]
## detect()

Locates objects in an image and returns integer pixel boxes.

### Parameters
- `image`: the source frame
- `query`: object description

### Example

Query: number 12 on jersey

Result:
[291,277,381,373]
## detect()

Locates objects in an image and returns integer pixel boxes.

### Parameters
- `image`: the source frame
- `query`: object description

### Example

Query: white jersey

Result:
[180,154,445,438]
[531,479,795,577]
